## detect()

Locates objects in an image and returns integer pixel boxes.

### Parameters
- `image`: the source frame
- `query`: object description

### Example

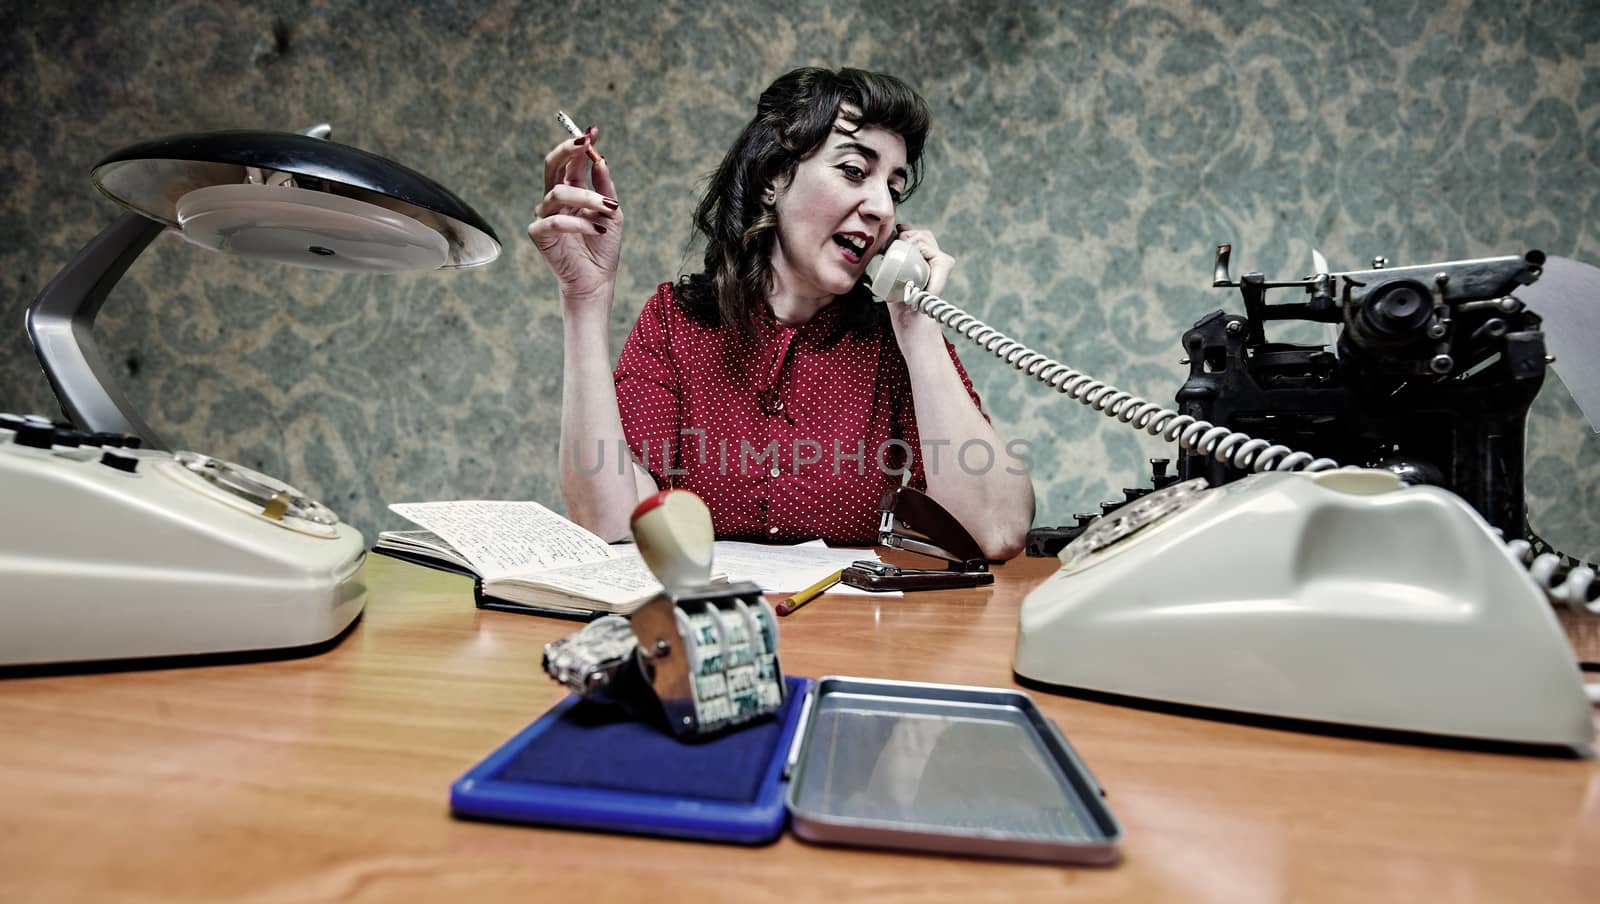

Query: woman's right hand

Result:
[527,126,623,314]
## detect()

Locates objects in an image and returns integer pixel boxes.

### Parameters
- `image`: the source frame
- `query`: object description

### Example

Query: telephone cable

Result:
[897,284,1338,475]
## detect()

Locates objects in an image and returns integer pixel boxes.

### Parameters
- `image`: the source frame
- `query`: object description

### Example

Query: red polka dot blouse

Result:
[613,282,986,545]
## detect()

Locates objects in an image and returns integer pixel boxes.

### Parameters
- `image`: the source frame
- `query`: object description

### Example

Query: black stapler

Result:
[841,486,995,592]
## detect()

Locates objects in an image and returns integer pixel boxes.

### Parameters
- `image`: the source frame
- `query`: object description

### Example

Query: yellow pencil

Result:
[776,569,844,616]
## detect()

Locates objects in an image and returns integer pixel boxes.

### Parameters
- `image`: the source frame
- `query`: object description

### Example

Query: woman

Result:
[530,67,1033,559]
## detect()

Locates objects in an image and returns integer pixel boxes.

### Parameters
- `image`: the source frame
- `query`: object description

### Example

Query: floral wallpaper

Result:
[3,0,1597,558]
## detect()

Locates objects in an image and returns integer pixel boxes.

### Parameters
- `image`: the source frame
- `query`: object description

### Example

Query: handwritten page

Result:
[506,552,666,610]
[388,500,618,581]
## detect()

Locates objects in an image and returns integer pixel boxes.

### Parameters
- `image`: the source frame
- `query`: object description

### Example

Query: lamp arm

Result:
[26,211,168,449]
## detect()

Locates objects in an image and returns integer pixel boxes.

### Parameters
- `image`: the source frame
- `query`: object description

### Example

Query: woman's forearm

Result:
[896,323,1035,560]
[557,300,655,540]
[878,228,1030,558]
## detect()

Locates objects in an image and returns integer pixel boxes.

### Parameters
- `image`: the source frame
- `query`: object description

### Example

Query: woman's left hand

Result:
[886,224,955,334]
[892,225,954,295]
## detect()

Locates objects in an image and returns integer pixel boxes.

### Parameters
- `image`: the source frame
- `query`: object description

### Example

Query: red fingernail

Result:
[586,124,596,133]
[593,223,607,234]
[602,198,619,210]
[574,136,588,146]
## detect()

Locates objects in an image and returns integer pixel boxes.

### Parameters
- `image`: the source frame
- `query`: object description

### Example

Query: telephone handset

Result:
[862,246,1597,750]
[864,235,932,300]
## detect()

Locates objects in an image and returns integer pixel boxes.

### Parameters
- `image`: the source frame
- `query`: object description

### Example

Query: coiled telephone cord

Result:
[899,283,1600,615]
[1507,533,1600,616]
[900,284,1339,475]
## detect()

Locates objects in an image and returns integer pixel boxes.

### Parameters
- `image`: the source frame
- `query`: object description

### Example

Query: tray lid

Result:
[782,676,1122,865]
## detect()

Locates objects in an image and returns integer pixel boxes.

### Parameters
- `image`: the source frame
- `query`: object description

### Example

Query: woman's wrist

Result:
[887,304,945,357]
[559,285,616,321]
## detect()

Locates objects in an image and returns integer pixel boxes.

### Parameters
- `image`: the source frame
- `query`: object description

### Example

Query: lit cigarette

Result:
[556,110,603,163]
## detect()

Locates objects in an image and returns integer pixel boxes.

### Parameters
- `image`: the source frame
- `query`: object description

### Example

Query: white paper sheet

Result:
[1518,256,1600,433]
[713,541,899,598]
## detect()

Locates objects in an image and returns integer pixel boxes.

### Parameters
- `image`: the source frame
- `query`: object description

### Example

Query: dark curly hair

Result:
[676,67,931,343]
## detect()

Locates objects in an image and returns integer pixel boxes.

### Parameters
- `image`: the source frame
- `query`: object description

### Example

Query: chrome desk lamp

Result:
[26,124,499,449]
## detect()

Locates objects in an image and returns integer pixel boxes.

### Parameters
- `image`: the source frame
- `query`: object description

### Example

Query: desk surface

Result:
[4,555,1598,903]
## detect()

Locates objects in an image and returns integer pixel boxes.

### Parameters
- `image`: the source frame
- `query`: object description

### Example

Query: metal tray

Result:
[782,676,1121,864]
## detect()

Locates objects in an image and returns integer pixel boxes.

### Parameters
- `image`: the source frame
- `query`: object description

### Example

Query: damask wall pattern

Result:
[3,0,1598,557]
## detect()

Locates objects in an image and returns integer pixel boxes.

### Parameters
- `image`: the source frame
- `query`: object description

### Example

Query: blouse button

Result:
[768,466,781,478]
[771,400,784,412]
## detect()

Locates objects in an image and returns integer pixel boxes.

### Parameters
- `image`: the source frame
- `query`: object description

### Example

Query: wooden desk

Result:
[4,555,1597,903]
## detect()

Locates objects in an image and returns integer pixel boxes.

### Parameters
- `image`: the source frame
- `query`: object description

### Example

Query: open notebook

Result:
[379,500,889,618]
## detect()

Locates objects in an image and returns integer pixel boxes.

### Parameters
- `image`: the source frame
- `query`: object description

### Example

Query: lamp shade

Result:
[90,130,500,270]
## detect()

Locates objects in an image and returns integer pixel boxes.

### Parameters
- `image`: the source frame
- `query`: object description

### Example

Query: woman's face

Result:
[769,110,908,301]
